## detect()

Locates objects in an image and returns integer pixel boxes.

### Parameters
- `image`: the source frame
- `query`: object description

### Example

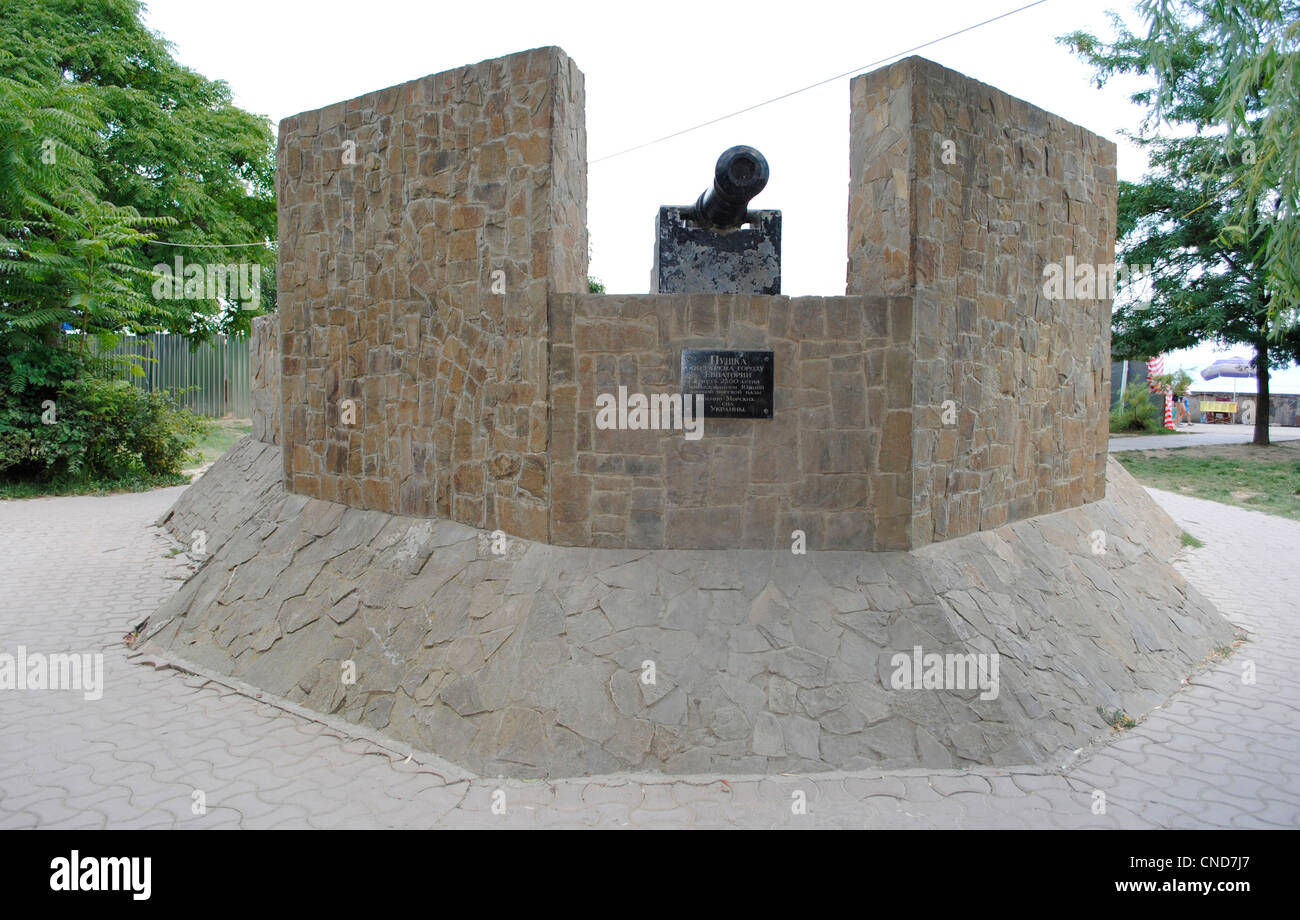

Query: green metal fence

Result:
[97,333,252,418]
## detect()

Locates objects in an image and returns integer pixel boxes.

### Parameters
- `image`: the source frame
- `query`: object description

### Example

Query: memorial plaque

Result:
[680,349,774,419]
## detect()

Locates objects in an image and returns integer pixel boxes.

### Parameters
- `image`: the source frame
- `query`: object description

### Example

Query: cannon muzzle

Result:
[692,146,769,230]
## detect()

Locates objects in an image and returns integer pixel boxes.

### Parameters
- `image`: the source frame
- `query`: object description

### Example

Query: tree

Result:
[1062,1,1300,446]
[1145,0,1300,325]
[0,0,276,338]
[9,201,176,352]
[0,64,167,350]
[0,2,271,489]
[1154,368,1194,399]
[1111,381,1163,431]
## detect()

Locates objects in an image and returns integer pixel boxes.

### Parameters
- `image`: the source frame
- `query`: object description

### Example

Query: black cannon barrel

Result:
[692,145,769,230]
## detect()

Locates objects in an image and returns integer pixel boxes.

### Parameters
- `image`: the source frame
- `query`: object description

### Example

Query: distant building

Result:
[1185,384,1300,427]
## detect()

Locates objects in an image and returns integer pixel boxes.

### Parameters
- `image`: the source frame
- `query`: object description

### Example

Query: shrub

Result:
[0,353,206,483]
[1110,381,1162,433]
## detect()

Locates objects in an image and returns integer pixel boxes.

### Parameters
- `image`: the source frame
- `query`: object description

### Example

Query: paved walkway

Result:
[1109,422,1300,452]
[1,486,1297,828]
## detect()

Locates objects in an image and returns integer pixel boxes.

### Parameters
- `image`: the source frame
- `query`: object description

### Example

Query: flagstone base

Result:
[140,438,1236,778]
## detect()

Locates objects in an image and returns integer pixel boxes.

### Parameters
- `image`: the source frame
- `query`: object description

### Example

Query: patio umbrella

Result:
[1200,356,1256,401]
[1200,357,1255,381]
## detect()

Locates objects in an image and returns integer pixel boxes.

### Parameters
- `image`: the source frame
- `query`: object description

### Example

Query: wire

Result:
[148,240,276,248]
[589,0,1054,164]
[141,0,1054,244]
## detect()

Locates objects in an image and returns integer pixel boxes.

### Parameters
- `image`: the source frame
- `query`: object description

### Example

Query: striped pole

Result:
[1164,391,1176,429]
[1146,355,1164,390]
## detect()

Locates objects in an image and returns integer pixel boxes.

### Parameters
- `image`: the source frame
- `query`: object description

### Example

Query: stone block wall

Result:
[549,293,915,550]
[849,56,1115,548]
[268,49,1115,552]
[276,46,587,539]
[250,314,280,445]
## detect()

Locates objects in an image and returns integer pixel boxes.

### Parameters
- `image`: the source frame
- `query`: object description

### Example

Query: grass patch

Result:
[1110,426,1184,438]
[0,470,189,499]
[1180,531,1205,548]
[1116,441,1300,522]
[1206,636,1248,663]
[1097,706,1138,731]
[192,417,251,468]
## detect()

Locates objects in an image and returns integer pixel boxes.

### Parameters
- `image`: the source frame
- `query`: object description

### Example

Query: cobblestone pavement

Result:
[1,485,1296,829]
[1109,422,1300,452]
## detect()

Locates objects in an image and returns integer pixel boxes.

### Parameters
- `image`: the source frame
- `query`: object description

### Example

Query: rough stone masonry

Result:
[276,47,586,540]
[273,50,1112,552]
[148,436,1232,778]
[140,48,1232,779]
[848,57,1116,547]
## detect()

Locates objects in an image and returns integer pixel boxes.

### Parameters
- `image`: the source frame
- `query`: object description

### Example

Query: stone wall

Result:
[1265,394,1298,426]
[269,49,1115,553]
[276,46,587,539]
[849,56,1115,548]
[250,314,280,445]
[156,436,283,551]
[549,293,915,550]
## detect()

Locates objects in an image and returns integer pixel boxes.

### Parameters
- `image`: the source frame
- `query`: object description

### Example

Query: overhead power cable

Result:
[147,240,276,248]
[590,0,1053,165]
[143,1,1054,246]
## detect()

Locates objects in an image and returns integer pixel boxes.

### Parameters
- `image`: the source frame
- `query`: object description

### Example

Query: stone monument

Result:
[141,48,1234,779]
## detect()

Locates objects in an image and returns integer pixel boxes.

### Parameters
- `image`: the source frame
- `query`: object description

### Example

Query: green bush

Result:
[1110,381,1162,433]
[0,353,206,484]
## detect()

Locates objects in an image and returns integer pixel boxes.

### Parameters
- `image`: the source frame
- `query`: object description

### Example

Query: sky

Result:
[139,0,1300,394]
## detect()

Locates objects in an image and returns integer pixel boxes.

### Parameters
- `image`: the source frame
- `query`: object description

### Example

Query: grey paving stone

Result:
[2,478,1298,827]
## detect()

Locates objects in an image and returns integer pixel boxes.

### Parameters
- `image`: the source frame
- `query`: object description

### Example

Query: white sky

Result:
[139,0,1300,393]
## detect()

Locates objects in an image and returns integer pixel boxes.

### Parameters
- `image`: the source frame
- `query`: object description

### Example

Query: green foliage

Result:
[1141,0,1300,326]
[0,62,99,232]
[1097,706,1138,731]
[0,63,117,349]
[0,0,264,494]
[0,337,82,398]
[1152,367,1194,397]
[2,198,178,351]
[0,0,276,338]
[1117,442,1300,521]
[0,70,178,375]
[1063,2,1300,327]
[0,468,188,499]
[587,275,606,294]
[0,370,206,482]
[1,330,205,484]
[1110,381,1162,432]
[1062,7,1300,361]
[1062,2,1300,445]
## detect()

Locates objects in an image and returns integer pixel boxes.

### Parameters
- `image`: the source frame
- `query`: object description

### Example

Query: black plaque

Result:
[680,349,774,419]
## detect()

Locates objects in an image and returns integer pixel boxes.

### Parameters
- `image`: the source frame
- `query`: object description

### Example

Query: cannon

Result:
[691,146,770,230]
[651,146,781,295]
